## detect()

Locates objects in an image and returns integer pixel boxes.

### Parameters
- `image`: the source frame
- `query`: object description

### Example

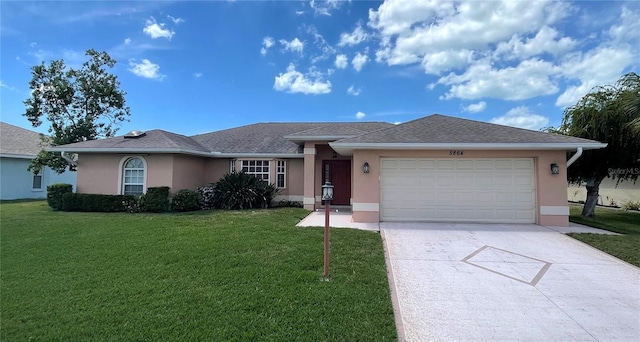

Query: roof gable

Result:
[0,122,43,157]
[334,114,600,144]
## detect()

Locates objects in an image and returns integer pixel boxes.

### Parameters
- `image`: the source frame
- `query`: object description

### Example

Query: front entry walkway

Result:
[381,223,640,341]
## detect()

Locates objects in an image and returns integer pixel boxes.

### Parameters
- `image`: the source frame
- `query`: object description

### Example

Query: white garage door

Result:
[380,158,536,223]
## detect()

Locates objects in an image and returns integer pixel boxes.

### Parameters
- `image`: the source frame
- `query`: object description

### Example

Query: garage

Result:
[380,158,536,223]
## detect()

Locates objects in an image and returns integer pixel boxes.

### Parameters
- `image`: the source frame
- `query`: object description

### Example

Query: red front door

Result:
[322,160,351,205]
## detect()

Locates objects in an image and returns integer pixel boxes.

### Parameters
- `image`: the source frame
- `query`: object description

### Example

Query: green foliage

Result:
[23,49,131,173]
[558,72,640,185]
[213,172,280,209]
[256,181,279,209]
[46,183,73,210]
[196,186,216,209]
[621,200,640,211]
[171,189,201,212]
[139,186,170,213]
[59,193,136,212]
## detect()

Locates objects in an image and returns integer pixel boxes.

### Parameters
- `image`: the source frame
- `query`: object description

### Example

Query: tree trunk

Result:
[581,177,604,217]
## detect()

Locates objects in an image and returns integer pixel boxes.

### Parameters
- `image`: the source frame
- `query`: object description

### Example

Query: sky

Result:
[1,0,638,137]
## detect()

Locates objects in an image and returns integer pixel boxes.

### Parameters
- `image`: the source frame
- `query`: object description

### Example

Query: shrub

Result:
[212,172,280,209]
[256,181,279,208]
[621,201,640,211]
[197,186,216,209]
[139,186,171,213]
[59,193,136,212]
[171,189,201,212]
[47,183,73,210]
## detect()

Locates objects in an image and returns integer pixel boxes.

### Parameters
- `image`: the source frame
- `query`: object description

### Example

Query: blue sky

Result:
[1,0,638,136]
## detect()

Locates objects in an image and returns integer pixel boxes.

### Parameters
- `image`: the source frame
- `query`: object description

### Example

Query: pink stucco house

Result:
[50,114,606,226]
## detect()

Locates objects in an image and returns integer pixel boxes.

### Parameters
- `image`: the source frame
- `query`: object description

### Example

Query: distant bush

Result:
[47,183,73,210]
[212,172,280,210]
[139,186,171,213]
[171,189,201,212]
[197,186,216,209]
[621,201,640,211]
[59,193,136,212]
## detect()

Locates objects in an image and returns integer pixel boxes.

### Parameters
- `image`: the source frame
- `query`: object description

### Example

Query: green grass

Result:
[568,204,640,267]
[1,201,397,341]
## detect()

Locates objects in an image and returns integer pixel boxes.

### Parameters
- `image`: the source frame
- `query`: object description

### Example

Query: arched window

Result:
[122,157,145,195]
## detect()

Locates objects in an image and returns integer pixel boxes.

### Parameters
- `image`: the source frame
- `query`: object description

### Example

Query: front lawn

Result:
[0,201,397,341]
[568,204,640,267]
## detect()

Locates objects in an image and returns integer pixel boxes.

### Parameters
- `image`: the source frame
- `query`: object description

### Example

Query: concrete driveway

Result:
[381,223,640,342]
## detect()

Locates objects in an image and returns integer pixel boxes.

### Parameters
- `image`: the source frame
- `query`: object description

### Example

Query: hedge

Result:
[59,193,136,212]
[139,186,171,213]
[47,183,73,210]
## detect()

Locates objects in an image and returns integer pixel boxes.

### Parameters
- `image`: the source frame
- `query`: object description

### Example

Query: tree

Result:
[23,49,130,173]
[558,72,640,217]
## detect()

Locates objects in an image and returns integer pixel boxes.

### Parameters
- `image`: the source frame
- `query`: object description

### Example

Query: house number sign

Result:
[449,150,464,155]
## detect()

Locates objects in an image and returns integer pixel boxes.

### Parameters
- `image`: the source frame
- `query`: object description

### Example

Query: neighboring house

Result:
[0,122,77,200]
[49,114,606,226]
[568,178,640,207]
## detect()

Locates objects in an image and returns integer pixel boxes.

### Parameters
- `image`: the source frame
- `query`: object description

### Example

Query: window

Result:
[123,157,145,195]
[276,160,286,188]
[241,160,270,181]
[230,160,236,172]
[32,172,43,190]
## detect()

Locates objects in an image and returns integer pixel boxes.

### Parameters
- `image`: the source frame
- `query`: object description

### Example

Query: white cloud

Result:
[437,58,560,101]
[338,25,369,46]
[193,72,203,78]
[279,37,305,53]
[490,106,549,130]
[347,85,361,96]
[555,46,636,107]
[124,38,132,45]
[334,54,348,69]
[0,80,18,91]
[260,36,275,56]
[143,17,174,40]
[128,59,165,80]
[607,7,640,44]
[167,15,184,24]
[273,63,331,95]
[310,0,342,16]
[368,0,571,72]
[296,11,305,16]
[305,25,336,63]
[494,26,576,60]
[352,52,369,72]
[355,111,366,120]
[463,101,486,113]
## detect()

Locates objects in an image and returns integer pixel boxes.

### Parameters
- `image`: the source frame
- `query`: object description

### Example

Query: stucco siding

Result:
[0,157,76,200]
[171,155,206,192]
[204,159,231,185]
[145,155,174,190]
[76,154,121,194]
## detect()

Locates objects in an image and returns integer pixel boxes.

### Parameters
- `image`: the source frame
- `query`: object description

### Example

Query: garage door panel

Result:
[381,158,536,223]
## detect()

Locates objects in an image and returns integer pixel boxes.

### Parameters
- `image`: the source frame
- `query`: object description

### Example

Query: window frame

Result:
[240,160,270,182]
[276,160,286,189]
[119,156,147,196]
[32,169,43,191]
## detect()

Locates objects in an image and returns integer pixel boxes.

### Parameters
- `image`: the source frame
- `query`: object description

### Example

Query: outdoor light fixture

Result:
[322,180,334,201]
[321,180,334,279]
[550,163,560,175]
[363,162,370,174]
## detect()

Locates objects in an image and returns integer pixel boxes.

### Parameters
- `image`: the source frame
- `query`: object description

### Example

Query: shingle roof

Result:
[191,122,392,153]
[53,129,210,153]
[0,122,44,157]
[284,122,392,138]
[334,114,600,144]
